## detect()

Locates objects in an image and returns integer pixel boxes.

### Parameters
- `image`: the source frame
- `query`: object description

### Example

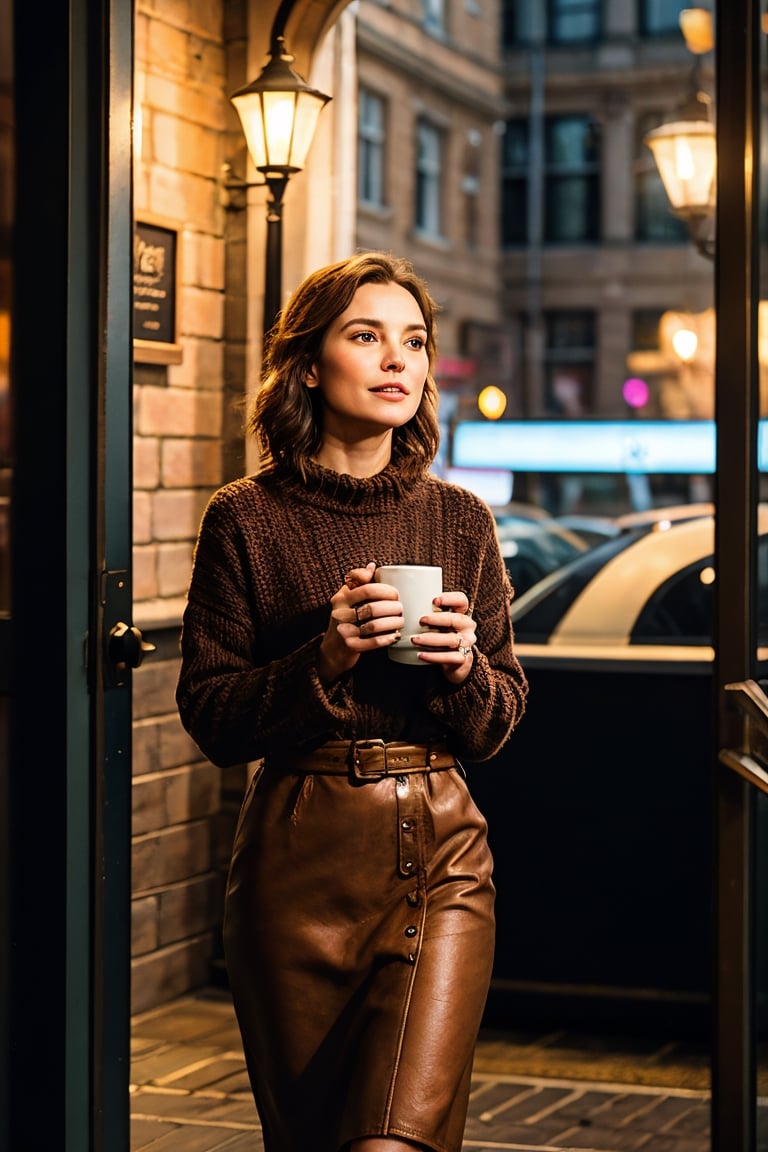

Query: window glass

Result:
[502,0,536,46]
[415,118,443,237]
[501,119,529,245]
[462,133,482,249]
[633,537,768,647]
[423,0,445,33]
[627,309,667,416]
[632,562,714,644]
[358,88,386,208]
[635,111,689,242]
[509,535,634,642]
[548,0,600,44]
[641,0,688,35]
[544,310,595,414]
[544,115,600,242]
[632,309,665,352]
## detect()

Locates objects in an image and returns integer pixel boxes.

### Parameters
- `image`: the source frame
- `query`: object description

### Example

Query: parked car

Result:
[555,502,715,550]
[614,501,714,533]
[554,512,621,547]
[509,506,768,671]
[491,502,590,596]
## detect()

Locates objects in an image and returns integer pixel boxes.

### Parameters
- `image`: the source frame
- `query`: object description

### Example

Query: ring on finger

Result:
[456,637,472,657]
[353,603,365,628]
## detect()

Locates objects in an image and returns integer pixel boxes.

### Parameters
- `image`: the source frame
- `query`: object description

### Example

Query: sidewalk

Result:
[130,988,764,1151]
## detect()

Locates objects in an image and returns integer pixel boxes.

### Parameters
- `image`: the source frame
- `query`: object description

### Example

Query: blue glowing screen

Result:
[452,420,768,474]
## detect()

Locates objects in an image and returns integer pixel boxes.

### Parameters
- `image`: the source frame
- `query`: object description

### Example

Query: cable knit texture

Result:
[176,459,528,768]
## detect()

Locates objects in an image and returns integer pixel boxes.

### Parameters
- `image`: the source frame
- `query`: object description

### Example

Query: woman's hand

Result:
[318,568,475,686]
[411,591,476,685]
[318,562,405,682]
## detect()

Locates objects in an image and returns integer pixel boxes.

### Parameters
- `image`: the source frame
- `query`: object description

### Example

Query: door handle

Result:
[106,621,156,688]
[109,620,156,670]
[101,568,157,689]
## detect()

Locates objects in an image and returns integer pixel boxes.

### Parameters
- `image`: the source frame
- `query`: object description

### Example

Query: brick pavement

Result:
[130,990,768,1152]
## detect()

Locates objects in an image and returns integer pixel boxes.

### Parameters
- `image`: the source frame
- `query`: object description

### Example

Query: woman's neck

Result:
[313,432,393,478]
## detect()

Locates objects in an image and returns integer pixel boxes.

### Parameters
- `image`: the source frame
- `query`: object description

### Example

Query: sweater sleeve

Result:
[426,501,529,761]
[176,491,358,768]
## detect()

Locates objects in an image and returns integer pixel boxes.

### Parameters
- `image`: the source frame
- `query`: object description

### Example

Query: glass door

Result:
[1,1,138,1148]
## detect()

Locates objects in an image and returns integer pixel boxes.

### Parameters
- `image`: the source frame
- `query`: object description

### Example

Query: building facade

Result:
[355,0,511,440]
[501,0,713,433]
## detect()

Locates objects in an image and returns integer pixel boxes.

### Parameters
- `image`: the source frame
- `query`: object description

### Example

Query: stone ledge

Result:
[135,596,187,631]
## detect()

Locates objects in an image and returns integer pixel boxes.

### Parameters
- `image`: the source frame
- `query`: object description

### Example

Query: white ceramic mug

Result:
[374,564,443,665]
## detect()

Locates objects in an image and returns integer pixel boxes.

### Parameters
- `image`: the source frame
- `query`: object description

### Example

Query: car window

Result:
[506,556,548,595]
[509,533,638,641]
[495,518,584,558]
[632,535,768,646]
[631,562,714,645]
[496,518,586,596]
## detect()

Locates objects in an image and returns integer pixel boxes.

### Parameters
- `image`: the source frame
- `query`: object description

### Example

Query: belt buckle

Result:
[351,738,388,781]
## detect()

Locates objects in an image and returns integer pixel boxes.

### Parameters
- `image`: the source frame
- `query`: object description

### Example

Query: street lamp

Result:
[223,33,331,335]
[644,8,716,260]
[477,386,507,420]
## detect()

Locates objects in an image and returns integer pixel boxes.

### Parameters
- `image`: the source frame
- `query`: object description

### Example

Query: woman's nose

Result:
[382,347,404,371]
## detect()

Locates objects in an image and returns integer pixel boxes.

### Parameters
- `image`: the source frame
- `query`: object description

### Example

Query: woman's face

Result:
[306,281,429,439]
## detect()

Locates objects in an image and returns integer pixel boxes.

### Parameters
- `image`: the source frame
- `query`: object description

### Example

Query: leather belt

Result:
[289,740,458,781]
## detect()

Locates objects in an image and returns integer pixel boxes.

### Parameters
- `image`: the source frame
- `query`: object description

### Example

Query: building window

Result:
[640,0,689,35]
[632,309,665,353]
[501,119,529,245]
[628,308,666,415]
[462,132,482,250]
[423,0,445,34]
[544,115,600,243]
[548,0,600,44]
[544,311,595,414]
[634,112,688,243]
[502,0,535,47]
[358,88,386,208]
[415,119,443,237]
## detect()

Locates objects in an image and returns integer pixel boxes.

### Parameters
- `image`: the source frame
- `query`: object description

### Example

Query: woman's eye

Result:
[407,337,425,350]
[354,331,376,343]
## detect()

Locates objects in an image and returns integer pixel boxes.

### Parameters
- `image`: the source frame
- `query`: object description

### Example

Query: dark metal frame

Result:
[4,0,134,1148]
[713,1,760,1149]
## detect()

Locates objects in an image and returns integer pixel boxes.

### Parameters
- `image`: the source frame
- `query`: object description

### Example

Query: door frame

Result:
[2,0,135,1148]
[713,2,761,1150]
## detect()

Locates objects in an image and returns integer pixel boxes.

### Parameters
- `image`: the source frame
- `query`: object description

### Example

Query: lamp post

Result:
[644,8,716,259]
[225,34,331,337]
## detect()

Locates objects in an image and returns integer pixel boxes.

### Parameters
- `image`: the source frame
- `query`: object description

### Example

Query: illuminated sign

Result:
[444,467,514,504]
[453,420,768,474]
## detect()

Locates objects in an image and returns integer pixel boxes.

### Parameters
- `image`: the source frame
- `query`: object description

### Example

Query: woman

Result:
[176,251,528,1152]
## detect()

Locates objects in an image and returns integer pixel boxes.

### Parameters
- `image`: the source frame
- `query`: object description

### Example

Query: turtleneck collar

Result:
[263,456,429,513]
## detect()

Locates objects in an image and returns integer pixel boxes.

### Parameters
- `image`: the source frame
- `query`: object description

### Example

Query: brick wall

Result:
[131,0,247,1013]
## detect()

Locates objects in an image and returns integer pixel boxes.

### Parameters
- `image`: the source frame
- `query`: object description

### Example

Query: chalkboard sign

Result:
[133,218,183,364]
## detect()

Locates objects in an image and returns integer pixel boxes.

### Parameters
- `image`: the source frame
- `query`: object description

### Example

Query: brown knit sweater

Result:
[176,459,528,768]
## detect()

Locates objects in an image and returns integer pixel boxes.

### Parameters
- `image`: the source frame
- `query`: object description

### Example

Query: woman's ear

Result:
[305,366,319,389]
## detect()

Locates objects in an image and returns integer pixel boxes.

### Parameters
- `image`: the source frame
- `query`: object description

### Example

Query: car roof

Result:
[614,502,714,531]
[511,505,768,649]
[492,502,589,551]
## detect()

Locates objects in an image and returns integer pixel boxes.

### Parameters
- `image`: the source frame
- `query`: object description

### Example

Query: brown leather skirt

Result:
[223,748,496,1152]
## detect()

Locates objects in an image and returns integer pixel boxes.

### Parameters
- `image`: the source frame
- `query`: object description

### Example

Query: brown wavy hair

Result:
[248,251,441,483]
